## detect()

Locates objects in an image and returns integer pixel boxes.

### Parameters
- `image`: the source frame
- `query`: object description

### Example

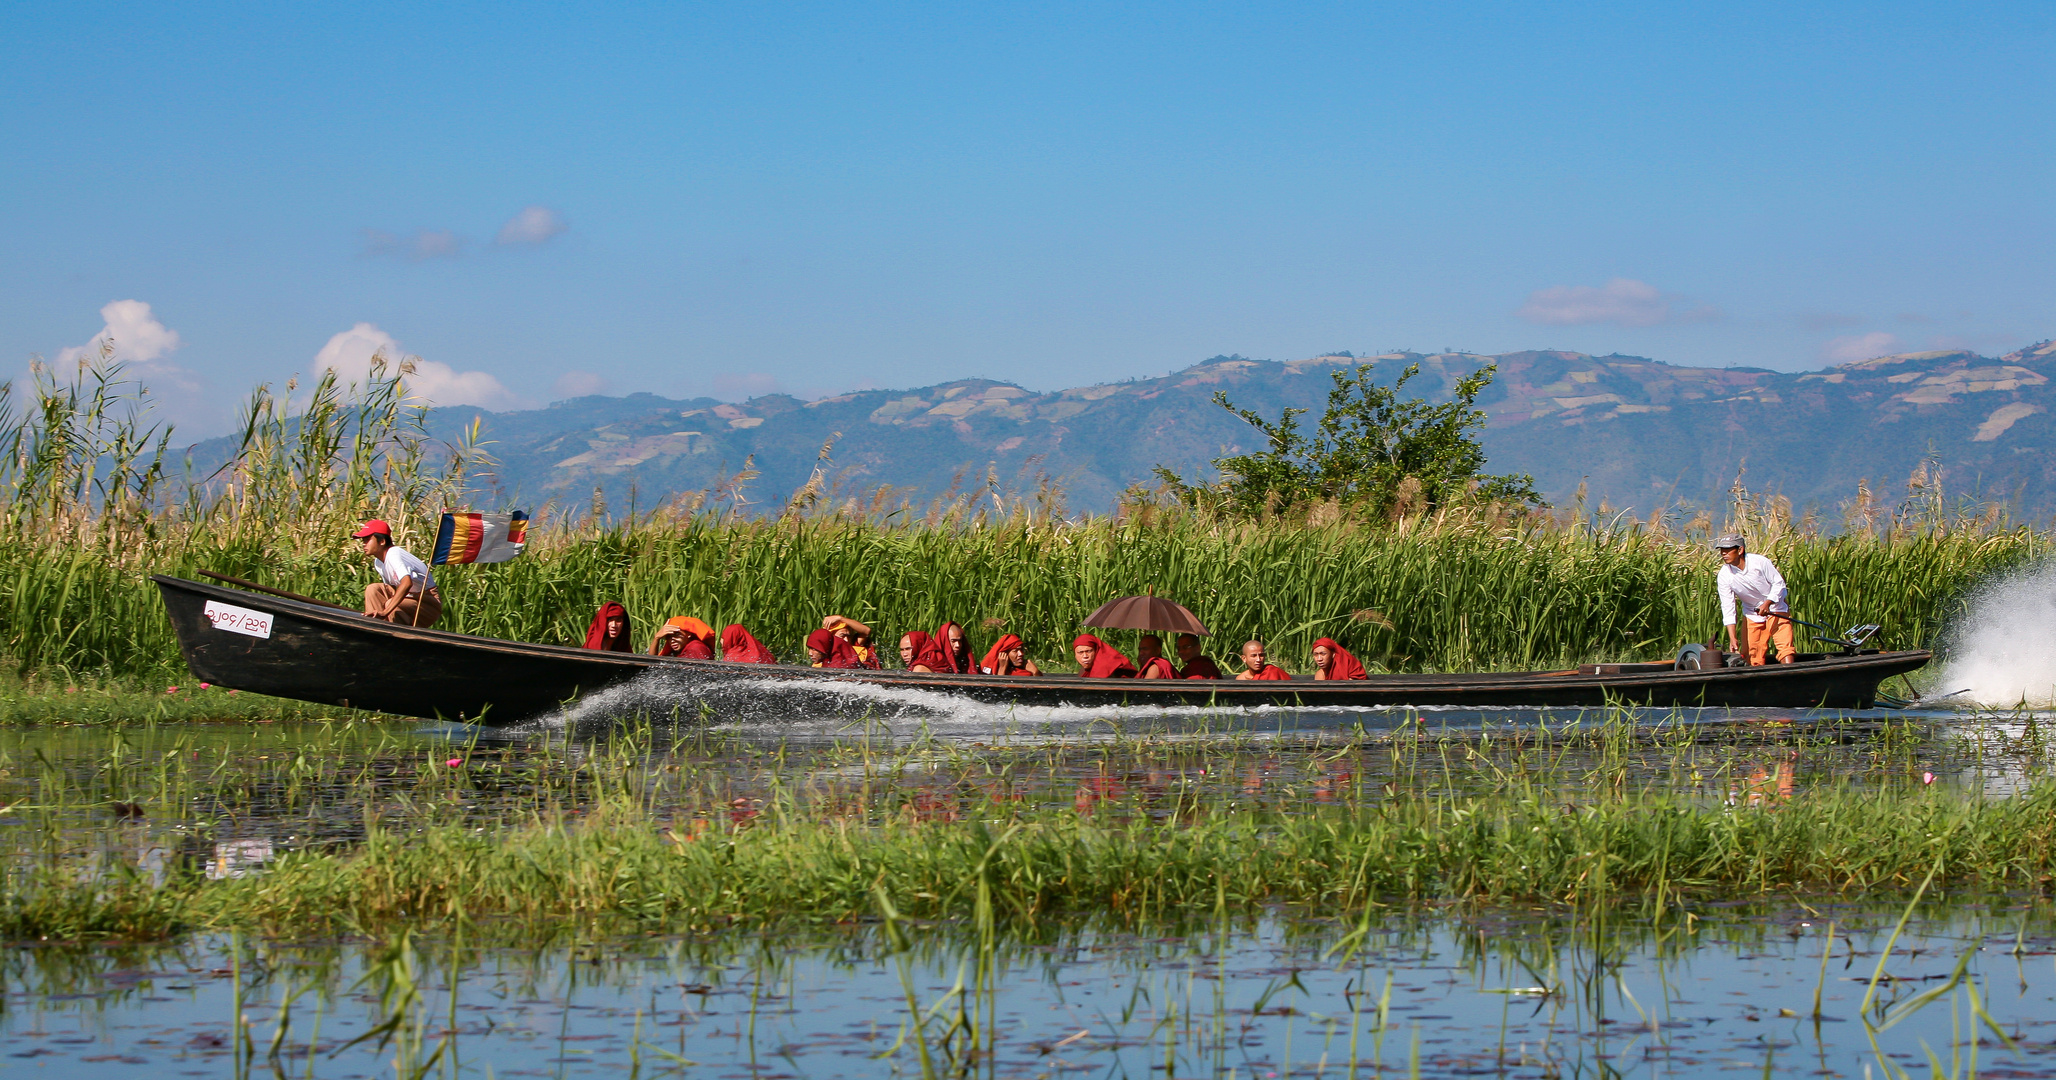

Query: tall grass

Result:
[0,356,2038,681]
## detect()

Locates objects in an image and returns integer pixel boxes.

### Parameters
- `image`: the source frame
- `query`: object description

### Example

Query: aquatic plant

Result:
[0,356,2035,682]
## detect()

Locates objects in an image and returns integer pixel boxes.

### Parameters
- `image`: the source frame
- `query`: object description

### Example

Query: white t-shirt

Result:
[1718,552,1788,624]
[378,546,436,592]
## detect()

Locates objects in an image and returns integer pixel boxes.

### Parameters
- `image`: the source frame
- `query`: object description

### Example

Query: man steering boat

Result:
[1715,533,1793,665]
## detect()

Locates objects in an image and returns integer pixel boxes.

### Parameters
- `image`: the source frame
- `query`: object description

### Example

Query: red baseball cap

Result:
[352,519,392,538]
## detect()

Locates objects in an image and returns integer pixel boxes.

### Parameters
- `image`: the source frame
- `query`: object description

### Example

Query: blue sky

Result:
[4,1,2050,436]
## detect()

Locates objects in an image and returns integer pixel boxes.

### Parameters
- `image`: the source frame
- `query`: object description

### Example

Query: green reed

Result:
[0,355,2037,683]
[0,515,2035,684]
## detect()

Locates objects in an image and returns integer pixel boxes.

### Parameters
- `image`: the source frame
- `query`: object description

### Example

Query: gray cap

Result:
[1713,533,1745,550]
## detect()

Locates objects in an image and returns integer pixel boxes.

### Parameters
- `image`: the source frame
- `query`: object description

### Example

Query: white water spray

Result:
[1937,561,2056,706]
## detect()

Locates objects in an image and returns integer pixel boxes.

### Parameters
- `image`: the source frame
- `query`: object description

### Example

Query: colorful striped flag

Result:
[431,511,529,565]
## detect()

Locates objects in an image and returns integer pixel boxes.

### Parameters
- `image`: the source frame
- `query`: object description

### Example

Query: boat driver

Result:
[1715,533,1794,665]
[356,519,443,628]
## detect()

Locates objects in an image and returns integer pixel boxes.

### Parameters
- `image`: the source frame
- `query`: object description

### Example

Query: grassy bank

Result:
[1,520,2037,683]
[11,781,2053,941]
[0,673,376,724]
[0,356,2039,682]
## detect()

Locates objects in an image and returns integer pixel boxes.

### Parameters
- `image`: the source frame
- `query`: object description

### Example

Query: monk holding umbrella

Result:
[1080,592,1210,678]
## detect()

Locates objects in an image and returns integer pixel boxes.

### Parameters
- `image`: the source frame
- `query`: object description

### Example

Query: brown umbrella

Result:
[1082,595,1209,636]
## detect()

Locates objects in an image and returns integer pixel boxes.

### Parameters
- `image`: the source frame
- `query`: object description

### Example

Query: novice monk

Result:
[720,624,777,664]
[805,628,864,669]
[355,519,443,627]
[932,621,978,674]
[1073,634,1139,678]
[651,616,717,659]
[1310,638,1369,680]
[898,630,948,672]
[823,616,882,669]
[582,602,633,652]
[1135,634,1177,679]
[1235,640,1292,681]
[1174,633,1224,679]
[982,634,1040,676]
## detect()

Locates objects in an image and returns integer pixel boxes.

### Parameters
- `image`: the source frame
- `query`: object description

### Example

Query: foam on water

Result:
[1937,560,2056,706]
[509,667,1847,742]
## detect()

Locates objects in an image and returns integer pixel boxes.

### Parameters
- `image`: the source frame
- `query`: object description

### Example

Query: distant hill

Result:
[185,340,2056,521]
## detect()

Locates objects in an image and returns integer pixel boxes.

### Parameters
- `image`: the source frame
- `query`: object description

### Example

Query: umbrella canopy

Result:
[1082,595,1209,636]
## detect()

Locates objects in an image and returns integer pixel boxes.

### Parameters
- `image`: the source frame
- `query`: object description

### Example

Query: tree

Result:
[1154,361,1541,519]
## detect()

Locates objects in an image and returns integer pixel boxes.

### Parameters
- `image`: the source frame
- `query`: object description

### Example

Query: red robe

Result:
[1312,637,1369,680]
[1071,634,1138,678]
[721,625,777,664]
[582,602,632,652]
[1179,656,1224,680]
[1241,663,1293,680]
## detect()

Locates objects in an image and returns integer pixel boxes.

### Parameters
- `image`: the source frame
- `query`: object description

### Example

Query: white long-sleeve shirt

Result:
[1718,552,1789,625]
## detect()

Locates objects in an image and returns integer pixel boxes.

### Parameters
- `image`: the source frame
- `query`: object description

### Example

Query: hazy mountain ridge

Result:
[188,340,2056,520]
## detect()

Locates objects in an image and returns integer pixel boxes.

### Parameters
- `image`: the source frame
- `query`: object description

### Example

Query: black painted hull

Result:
[154,575,1931,723]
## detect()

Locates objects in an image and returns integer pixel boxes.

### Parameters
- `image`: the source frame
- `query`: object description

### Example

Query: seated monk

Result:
[823,616,882,669]
[805,628,864,669]
[1073,634,1139,678]
[1135,634,1176,679]
[1174,633,1224,679]
[582,602,633,652]
[1235,640,1292,681]
[898,630,948,672]
[720,624,777,664]
[982,634,1040,676]
[932,621,978,674]
[1311,637,1369,680]
[651,616,717,659]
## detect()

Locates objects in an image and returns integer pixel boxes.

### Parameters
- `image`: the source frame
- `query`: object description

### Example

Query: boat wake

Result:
[507,667,1885,743]
[1938,560,2056,707]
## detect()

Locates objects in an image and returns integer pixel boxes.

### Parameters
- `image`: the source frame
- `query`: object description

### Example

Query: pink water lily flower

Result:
[1922,771,1936,785]
[199,682,211,690]
[166,686,179,694]
[446,758,464,768]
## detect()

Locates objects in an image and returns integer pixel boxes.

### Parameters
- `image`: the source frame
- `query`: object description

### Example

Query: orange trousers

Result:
[1734,613,1796,665]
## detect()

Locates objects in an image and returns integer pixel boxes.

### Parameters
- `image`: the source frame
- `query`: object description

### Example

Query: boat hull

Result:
[154,576,1932,722]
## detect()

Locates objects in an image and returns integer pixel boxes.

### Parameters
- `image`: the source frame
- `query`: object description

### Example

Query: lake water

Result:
[0,703,2050,1078]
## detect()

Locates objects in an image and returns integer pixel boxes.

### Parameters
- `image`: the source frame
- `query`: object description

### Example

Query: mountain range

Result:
[205,339,2056,521]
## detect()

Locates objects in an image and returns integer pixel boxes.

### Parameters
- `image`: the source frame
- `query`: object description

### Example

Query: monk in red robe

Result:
[1135,634,1176,679]
[981,634,1039,676]
[1073,634,1139,678]
[1235,640,1292,681]
[651,616,717,659]
[1311,637,1369,680]
[932,622,977,674]
[898,630,950,672]
[805,628,864,669]
[823,616,882,669]
[582,602,633,652]
[1174,633,1224,679]
[720,624,777,664]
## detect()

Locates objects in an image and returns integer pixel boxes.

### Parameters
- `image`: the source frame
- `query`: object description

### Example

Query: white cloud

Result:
[496,206,568,246]
[553,370,608,398]
[1820,332,1901,364]
[40,300,234,435]
[57,299,182,365]
[361,228,465,261]
[1515,278,1716,327]
[312,323,522,410]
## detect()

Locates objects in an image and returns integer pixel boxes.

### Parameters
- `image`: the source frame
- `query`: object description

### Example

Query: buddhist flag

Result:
[432,511,528,565]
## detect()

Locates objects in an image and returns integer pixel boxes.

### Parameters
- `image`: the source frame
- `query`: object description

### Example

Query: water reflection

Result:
[1,904,2052,1078]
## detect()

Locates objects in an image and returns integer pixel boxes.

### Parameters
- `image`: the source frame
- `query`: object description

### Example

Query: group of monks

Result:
[578,604,1373,681]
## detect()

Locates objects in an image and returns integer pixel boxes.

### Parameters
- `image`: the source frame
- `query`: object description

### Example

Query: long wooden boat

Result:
[155,575,1932,723]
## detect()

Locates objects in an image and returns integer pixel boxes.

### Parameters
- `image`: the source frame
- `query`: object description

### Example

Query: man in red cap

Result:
[355,519,442,627]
